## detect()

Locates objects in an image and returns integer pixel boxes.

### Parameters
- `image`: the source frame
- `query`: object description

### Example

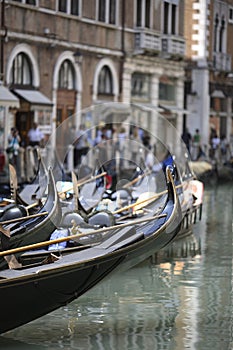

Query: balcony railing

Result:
[213,52,232,72]
[161,35,185,56]
[135,29,161,52]
[134,30,185,57]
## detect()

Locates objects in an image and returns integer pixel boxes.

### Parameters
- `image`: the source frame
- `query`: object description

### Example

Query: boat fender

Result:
[0,204,28,222]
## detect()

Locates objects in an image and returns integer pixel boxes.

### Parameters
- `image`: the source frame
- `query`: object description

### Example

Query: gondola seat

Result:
[88,210,115,227]
[110,188,132,202]
[60,212,86,228]
[0,204,28,222]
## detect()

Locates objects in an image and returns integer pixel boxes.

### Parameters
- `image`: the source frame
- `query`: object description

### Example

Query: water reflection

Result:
[1,184,232,350]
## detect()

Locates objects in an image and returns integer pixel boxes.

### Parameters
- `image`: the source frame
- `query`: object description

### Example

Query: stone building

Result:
[0,0,187,156]
[0,0,232,164]
[184,0,233,150]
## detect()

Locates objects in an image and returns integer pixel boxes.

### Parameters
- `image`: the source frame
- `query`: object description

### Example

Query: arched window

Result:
[98,66,113,94]
[58,60,75,89]
[219,16,225,53]
[10,53,33,86]
[214,14,219,52]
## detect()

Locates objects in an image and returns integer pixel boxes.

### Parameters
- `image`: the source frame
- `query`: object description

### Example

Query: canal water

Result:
[0,183,232,350]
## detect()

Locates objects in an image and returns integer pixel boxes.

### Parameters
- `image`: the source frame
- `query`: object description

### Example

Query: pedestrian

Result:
[27,122,44,147]
[182,128,192,153]
[93,127,103,146]
[96,133,108,169]
[145,144,154,170]
[74,124,89,167]
[6,127,21,174]
[220,135,228,163]
[210,132,220,159]
[142,131,151,148]
[192,129,201,160]
[196,145,205,160]
[117,126,127,168]
[130,126,142,164]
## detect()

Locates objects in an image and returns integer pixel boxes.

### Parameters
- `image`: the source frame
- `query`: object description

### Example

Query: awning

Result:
[0,84,19,108]
[13,89,53,111]
[132,103,159,111]
[95,102,131,123]
[159,104,190,114]
[211,90,225,98]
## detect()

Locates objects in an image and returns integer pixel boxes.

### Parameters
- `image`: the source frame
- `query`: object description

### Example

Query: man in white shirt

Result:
[28,122,44,147]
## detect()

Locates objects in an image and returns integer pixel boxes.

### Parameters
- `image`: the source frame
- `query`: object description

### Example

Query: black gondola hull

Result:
[0,168,61,270]
[0,168,182,334]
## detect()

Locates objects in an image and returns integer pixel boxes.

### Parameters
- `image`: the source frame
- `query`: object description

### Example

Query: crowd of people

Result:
[4,121,233,182]
[182,127,232,163]
[6,122,45,179]
[73,123,152,171]
[74,122,232,170]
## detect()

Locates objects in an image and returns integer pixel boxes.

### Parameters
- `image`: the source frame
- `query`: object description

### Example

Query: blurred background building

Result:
[0,0,232,160]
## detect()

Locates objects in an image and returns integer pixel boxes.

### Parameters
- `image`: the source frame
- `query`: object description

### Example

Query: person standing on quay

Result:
[74,124,89,167]
[7,127,21,176]
[182,128,192,154]
[130,126,142,164]
[27,122,44,147]
[192,129,201,160]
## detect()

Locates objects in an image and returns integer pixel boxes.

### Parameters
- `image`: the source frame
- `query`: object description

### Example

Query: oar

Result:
[57,173,91,197]
[113,183,184,215]
[0,211,48,226]
[0,214,167,257]
[1,198,15,204]
[77,172,107,187]
[113,191,167,215]
[76,172,92,184]
[58,172,107,196]
[26,201,41,210]
[122,169,152,189]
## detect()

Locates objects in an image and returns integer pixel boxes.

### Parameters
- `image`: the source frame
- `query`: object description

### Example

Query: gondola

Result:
[79,154,203,235]
[0,164,42,218]
[171,157,204,236]
[19,167,168,265]
[0,167,182,334]
[16,156,47,206]
[78,169,107,214]
[58,162,107,216]
[10,148,47,207]
[89,166,164,226]
[0,168,62,270]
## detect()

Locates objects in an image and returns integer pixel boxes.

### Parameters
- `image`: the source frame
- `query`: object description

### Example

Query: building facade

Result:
[184,0,233,150]
[0,0,232,163]
[0,0,186,156]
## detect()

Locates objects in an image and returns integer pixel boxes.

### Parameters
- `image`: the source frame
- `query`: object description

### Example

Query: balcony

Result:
[161,35,185,57]
[134,30,186,58]
[213,52,232,72]
[135,29,161,53]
